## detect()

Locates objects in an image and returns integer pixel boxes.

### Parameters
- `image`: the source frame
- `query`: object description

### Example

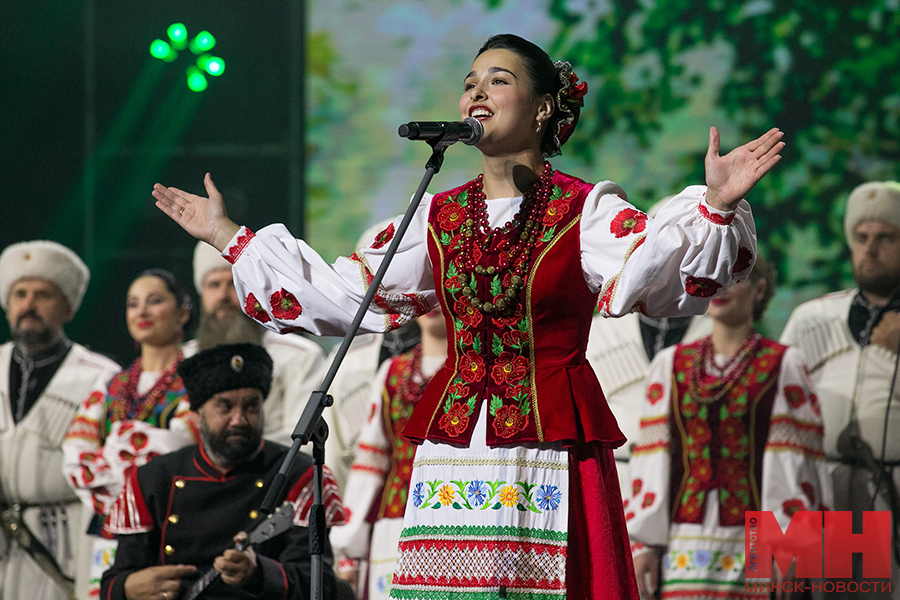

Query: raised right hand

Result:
[152,173,240,251]
[123,564,197,600]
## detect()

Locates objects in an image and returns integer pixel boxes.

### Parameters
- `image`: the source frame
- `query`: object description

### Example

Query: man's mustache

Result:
[16,310,43,326]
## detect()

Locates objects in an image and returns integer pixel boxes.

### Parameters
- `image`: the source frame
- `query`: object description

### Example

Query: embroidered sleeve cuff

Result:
[222,226,257,265]
[338,557,360,573]
[630,540,656,558]
[698,193,736,226]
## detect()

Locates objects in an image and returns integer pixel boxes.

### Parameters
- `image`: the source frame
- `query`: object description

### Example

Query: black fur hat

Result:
[177,343,273,410]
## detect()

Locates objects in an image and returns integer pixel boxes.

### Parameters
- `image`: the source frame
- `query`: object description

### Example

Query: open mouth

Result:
[469,106,493,120]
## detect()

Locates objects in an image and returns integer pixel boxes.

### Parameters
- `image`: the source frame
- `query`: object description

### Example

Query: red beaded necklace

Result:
[688,333,761,404]
[109,352,183,424]
[458,162,554,315]
[395,345,427,405]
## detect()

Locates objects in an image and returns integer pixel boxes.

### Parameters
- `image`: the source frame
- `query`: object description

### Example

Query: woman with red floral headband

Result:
[154,33,782,600]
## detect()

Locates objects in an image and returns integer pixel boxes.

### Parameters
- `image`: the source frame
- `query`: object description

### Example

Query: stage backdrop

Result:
[1,0,898,363]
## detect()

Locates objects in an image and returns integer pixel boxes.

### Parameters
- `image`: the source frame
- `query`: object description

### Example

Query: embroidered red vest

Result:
[404,170,625,448]
[668,338,787,527]
[377,349,421,520]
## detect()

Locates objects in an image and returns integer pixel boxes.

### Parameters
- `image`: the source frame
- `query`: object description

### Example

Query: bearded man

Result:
[0,241,120,600]
[101,343,346,600]
[185,242,325,447]
[781,181,900,598]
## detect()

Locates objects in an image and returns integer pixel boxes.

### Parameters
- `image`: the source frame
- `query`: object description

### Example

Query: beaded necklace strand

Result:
[459,162,554,315]
[108,352,183,425]
[688,333,761,404]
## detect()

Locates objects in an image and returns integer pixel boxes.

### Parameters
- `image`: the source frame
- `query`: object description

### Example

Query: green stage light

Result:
[167,23,188,50]
[151,24,223,91]
[149,39,176,62]
[203,56,225,76]
[186,66,208,92]
[190,30,216,54]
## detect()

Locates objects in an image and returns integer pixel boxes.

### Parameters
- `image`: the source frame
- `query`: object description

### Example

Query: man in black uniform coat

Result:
[100,343,347,600]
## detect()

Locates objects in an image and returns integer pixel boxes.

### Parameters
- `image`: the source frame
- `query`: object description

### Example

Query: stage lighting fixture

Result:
[149,24,225,92]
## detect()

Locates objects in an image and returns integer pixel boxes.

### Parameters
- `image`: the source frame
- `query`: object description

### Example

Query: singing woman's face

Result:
[126,275,189,348]
[459,49,550,156]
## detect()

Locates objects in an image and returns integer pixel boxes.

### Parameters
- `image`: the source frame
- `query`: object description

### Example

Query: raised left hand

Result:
[214,532,258,588]
[705,126,784,212]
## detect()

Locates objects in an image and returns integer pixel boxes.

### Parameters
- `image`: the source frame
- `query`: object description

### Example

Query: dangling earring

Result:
[536,121,542,133]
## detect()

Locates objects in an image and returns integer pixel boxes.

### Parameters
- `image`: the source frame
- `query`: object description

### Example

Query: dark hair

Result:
[133,268,195,332]
[748,254,776,323]
[476,34,580,158]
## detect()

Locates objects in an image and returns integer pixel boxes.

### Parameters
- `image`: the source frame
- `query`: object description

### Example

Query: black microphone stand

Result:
[259,134,457,600]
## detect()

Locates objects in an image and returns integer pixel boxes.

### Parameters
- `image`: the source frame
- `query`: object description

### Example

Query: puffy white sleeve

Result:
[581,184,756,318]
[225,196,439,337]
[761,346,832,531]
[626,346,676,553]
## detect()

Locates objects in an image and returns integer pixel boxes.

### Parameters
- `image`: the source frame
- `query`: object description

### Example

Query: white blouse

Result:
[222,180,756,337]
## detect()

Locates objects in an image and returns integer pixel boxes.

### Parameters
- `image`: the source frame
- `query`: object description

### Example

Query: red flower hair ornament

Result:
[551,61,588,153]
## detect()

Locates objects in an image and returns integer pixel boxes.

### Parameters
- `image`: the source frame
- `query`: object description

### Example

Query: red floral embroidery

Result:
[490,352,529,386]
[623,498,629,509]
[809,393,822,416]
[678,494,704,522]
[225,228,256,264]
[437,203,465,231]
[784,385,807,409]
[129,432,148,451]
[632,479,643,496]
[270,288,303,320]
[732,246,753,276]
[459,351,486,383]
[625,511,636,521]
[244,293,270,323]
[439,402,470,437]
[370,223,395,249]
[684,276,722,298]
[647,383,664,405]
[719,457,747,490]
[722,493,746,524]
[698,202,736,226]
[543,199,570,226]
[686,418,712,446]
[85,390,104,408]
[492,405,528,438]
[610,208,648,238]
[721,418,747,456]
[448,383,470,399]
[504,384,529,399]
[782,498,806,517]
[445,274,463,292]
[502,330,527,348]
[456,329,474,347]
[642,492,656,508]
[690,457,713,485]
[800,482,816,506]
[453,297,482,328]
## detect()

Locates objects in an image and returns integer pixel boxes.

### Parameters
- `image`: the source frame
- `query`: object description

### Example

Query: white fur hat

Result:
[192,241,232,293]
[0,241,90,313]
[844,181,900,247]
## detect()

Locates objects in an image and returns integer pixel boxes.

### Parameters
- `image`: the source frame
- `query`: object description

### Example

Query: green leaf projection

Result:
[306,0,898,335]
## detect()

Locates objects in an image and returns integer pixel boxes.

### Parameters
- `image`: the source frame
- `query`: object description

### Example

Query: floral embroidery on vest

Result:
[430,169,591,439]
[671,340,784,527]
[378,348,423,520]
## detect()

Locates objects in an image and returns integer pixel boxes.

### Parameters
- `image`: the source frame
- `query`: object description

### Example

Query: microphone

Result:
[398,117,484,146]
